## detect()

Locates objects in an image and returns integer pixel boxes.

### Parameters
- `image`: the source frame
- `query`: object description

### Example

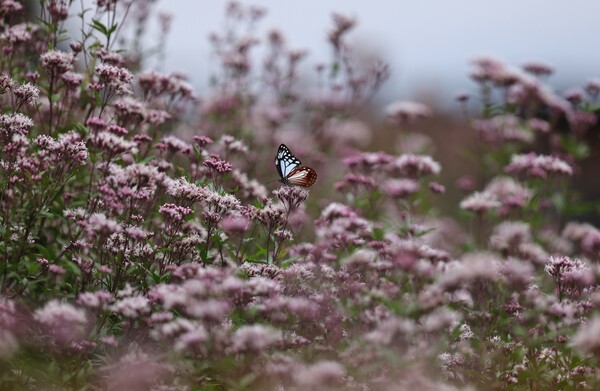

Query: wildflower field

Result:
[2,1,600,390]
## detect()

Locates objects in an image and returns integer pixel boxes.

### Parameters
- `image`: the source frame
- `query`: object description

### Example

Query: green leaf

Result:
[90,19,109,36]
[108,23,119,35]
[330,61,340,78]
[560,134,590,159]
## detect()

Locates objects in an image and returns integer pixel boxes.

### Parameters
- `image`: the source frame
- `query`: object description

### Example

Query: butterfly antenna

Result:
[265,178,280,185]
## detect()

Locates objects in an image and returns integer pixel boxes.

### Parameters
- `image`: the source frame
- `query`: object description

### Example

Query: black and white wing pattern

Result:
[275,144,302,179]
[275,144,317,187]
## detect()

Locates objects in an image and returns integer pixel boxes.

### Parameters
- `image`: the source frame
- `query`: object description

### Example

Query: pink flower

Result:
[0,113,33,141]
[505,153,573,178]
[188,298,231,322]
[0,74,15,93]
[335,174,377,192]
[159,203,193,224]
[564,88,584,104]
[429,181,446,194]
[489,221,531,251]
[230,324,281,353]
[567,110,597,135]
[146,109,171,125]
[438,252,500,290]
[33,300,88,345]
[315,203,372,248]
[0,23,35,45]
[219,135,248,154]
[203,155,233,174]
[46,0,69,21]
[256,201,286,227]
[114,97,147,125]
[77,291,112,309]
[174,326,208,353]
[473,115,534,145]
[485,176,532,211]
[137,71,194,100]
[107,124,128,136]
[13,83,39,106]
[193,135,213,147]
[365,317,415,346]
[294,360,346,387]
[522,60,554,77]
[343,151,394,172]
[61,71,84,89]
[274,186,309,210]
[0,0,23,14]
[545,256,594,299]
[110,296,150,319]
[459,191,501,213]
[165,177,210,203]
[455,175,476,192]
[385,100,432,124]
[40,50,75,75]
[96,49,125,66]
[585,78,600,98]
[95,64,134,95]
[470,56,528,87]
[231,170,268,200]
[527,118,550,133]
[35,131,89,165]
[323,119,371,147]
[69,41,82,53]
[328,12,355,49]
[220,214,250,235]
[85,213,121,237]
[498,258,534,288]
[105,162,164,203]
[86,116,107,132]
[382,178,419,198]
[389,154,441,178]
[90,131,138,155]
[155,135,192,155]
[48,264,66,275]
[570,315,600,354]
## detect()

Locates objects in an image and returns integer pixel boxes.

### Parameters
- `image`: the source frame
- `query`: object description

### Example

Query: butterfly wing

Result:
[286,166,318,187]
[275,144,301,178]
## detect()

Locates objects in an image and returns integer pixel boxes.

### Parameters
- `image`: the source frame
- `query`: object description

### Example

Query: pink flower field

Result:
[1,1,600,390]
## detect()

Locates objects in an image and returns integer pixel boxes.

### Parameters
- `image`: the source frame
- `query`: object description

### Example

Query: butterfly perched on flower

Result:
[275,144,317,187]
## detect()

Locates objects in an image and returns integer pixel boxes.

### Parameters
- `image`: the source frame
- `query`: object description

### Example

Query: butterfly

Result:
[275,144,317,187]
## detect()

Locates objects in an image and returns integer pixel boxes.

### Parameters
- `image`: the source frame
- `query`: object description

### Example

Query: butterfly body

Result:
[275,144,317,187]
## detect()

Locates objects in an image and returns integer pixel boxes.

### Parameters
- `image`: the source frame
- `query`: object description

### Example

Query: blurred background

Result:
[19,0,594,221]
[155,0,600,112]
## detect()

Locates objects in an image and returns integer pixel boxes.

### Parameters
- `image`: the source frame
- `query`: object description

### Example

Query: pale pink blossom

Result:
[389,154,441,178]
[382,178,419,198]
[294,360,346,387]
[34,300,88,345]
[385,100,431,124]
[505,153,573,178]
[110,296,150,319]
[230,324,281,353]
[570,315,600,354]
[13,83,39,106]
[460,191,501,213]
[489,221,531,251]
[522,60,554,77]
[40,50,75,75]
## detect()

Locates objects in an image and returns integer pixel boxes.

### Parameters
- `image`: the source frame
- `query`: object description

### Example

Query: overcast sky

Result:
[153,0,600,109]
